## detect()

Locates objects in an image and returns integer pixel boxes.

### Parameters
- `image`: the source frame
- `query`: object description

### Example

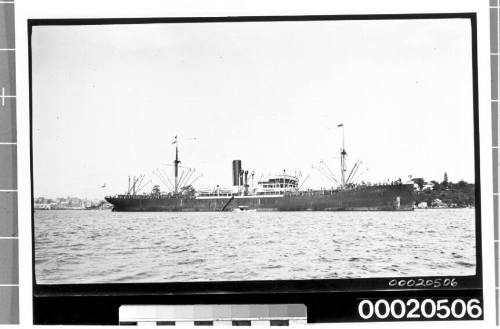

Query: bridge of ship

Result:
[196,174,300,197]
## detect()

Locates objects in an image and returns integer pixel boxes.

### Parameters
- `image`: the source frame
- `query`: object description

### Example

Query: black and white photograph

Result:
[31,16,478,287]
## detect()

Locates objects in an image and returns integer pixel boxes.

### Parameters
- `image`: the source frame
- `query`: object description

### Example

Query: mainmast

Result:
[173,136,180,194]
[338,123,347,187]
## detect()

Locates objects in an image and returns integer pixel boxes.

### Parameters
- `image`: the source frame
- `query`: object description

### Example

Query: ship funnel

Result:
[232,160,242,186]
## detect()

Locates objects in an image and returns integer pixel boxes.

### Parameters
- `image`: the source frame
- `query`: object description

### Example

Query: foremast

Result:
[173,136,180,194]
[337,124,363,188]
[338,123,347,188]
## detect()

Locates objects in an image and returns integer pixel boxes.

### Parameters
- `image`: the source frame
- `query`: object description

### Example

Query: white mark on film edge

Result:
[1,88,16,107]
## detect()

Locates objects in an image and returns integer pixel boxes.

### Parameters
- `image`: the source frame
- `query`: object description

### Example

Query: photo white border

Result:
[14,0,494,327]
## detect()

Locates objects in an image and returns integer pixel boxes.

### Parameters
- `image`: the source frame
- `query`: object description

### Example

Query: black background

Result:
[29,13,482,324]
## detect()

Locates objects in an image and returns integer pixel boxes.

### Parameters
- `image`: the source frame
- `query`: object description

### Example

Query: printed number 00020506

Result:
[388,278,458,288]
[358,299,482,320]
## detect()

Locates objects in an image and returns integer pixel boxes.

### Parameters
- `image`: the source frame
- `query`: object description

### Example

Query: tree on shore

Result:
[430,180,440,189]
[411,178,425,190]
[441,172,449,188]
[415,177,474,208]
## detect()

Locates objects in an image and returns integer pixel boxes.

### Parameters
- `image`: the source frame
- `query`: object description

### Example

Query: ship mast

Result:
[338,123,347,187]
[173,136,180,194]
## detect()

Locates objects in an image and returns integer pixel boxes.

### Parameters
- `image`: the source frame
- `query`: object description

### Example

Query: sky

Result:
[31,18,475,199]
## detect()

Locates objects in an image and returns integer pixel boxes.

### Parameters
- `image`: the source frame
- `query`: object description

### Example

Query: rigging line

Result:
[177,169,188,187]
[320,160,339,181]
[184,170,199,188]
[347,161,362,185]
[158,167,171,184]
[189,173,203,186]
[135,175,146,192]
[350,168,361,185]
[183,168,196,187]
[353,165,366,184]
[126,176,132,195]
[352,167,367,184]
[137,174,145,187]
[153,170,172,191]
[161,169,175,189]
[351,160,362,183]
[135,180,147,193]
[316,163,335,180]
[320,161,339,185]
[312,165,327,180]
[153,171,167,191]
[136,175,149,192]
[177,170,186,189]
[185,168,194,185]
[163,163,191,169]
[132,176,139,194]
[313,164,336,182]
[178,168,191,188]
[128,176,137,195]
[352,171,364,184]
[312,165,336,184]
[345,161,358,185]
[136,180,152,193]
[133,174,143,190]
[346,164,356,185]
[130,176,137,195]
[153,169,167,189]
[299,174,310,190]
[158,168,175,190]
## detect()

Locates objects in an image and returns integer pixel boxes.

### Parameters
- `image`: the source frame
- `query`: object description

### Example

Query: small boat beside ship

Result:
[233,206,256,212]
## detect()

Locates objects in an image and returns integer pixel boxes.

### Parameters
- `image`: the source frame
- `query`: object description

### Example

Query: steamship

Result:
[105,127,415,212]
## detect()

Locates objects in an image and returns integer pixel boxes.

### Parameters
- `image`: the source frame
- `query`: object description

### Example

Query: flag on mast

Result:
[337,123,343,127]
[172,136,177,144]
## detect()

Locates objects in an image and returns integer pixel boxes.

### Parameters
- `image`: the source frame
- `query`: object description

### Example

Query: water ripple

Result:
[34,208,476,284]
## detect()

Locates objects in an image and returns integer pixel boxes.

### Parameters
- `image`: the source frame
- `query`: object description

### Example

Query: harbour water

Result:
[34,209,476,284]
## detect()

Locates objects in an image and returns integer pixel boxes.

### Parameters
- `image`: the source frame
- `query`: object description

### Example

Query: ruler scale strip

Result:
[0,0,18,325]
[491,0,500,325]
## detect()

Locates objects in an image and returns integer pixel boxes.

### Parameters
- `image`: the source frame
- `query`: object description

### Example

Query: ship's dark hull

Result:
[105,184,415,212]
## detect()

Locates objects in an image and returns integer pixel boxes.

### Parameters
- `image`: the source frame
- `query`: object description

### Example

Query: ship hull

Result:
[105,184,415,212]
